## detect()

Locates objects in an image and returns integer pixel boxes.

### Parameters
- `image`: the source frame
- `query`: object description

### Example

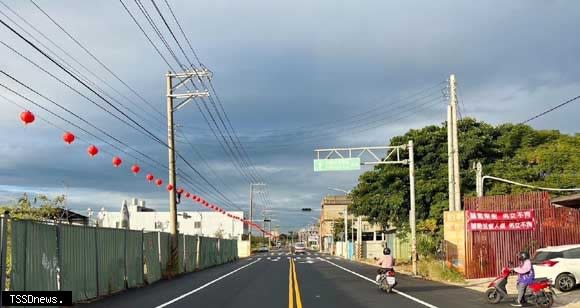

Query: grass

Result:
[397,258,465,284]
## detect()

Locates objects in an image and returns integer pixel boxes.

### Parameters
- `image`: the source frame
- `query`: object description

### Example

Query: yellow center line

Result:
[292,258,303,308]
[289,257,294,308]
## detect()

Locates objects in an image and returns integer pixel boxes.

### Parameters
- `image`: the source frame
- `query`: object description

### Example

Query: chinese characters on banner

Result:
[466,209,536,231]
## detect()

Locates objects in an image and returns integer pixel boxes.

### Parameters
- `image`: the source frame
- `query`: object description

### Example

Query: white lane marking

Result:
[155,258,262,308]
[319,258,439,308]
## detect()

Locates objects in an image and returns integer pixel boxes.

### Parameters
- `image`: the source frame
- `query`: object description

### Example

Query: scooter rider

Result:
[511,251,535,307]
[375,247,395,282]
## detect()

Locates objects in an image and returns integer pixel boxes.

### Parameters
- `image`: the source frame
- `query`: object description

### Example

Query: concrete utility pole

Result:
[408,140,417,276]
[249,183,253,245]
[449,74,462,210]
[447,105,455,211]
[343,209,348,257]
[249,183,265,247]
[165,69,210,275]
[476,162,483,197]
[166,72,179,275]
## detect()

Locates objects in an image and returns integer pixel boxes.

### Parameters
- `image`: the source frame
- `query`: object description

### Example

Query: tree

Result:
[0,193,65,220]
[349,118,579,237]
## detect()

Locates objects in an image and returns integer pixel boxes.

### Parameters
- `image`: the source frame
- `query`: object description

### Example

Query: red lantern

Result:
[131,164,141,175]
[112,156,122,168]
[87,145,99,157]
[20,110,35,125]
[185,192,191,198]
[192,194,197,200]
[167,184,174,191]
[63,132,75,144]
[155,178,163,186]
[210,205,215,210]
[146,173,154,182]
[177,188,184,194]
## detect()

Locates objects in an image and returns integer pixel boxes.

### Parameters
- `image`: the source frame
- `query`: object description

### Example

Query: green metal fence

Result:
[143,232,161,284]
[158,232,170,274]
[183,235,197,272]
[6,219,238,304]
[125,230,144,288]
[96,228,125,296]
[58,224,98,302]
[10,220,59,292]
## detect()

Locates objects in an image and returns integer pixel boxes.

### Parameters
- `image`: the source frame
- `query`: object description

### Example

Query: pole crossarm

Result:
[314,145,408,165]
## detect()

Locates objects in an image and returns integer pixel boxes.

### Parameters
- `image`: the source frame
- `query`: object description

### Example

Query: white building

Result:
[97,199,246,239]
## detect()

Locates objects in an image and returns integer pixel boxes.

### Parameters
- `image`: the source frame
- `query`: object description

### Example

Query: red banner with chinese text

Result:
[466,209,536,231]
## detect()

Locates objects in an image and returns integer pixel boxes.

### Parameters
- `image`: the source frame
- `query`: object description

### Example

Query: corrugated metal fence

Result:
[5,219,238,303]
[464,192,580,279]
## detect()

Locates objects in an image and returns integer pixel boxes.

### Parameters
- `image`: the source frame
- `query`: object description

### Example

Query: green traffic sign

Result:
[313,158,361,172]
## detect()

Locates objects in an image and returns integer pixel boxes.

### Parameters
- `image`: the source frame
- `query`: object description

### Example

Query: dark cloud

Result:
[0,0,579,231]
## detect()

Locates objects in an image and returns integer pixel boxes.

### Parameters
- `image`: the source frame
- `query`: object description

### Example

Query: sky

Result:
[0,0,579,232]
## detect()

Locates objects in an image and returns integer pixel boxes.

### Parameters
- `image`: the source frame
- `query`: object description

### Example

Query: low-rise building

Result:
[319,195,384,252]
[96,198,246,239]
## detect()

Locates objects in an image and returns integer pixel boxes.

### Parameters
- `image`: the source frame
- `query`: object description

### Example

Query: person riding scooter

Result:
[375,247,395,282]
[510,251,535,307]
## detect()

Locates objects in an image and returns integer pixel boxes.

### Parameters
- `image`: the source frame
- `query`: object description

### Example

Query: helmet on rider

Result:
[517,251,530,261]
[383,247,391,255]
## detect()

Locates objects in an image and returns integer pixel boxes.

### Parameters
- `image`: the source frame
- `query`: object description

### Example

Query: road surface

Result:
[80,249,509,308]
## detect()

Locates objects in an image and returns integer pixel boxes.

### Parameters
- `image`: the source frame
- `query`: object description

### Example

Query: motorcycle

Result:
[376,268,397,293]
[485,264,556,308]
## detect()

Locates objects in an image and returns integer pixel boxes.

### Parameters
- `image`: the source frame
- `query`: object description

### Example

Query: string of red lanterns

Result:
[15,110,272,236]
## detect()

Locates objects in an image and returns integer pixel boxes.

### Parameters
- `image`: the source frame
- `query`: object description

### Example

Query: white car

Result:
[294,243,306,254]
[533,244,580,292]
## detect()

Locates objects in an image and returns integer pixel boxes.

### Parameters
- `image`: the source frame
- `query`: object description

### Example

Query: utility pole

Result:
[249,183,253,246]
[165,69,210,275]
[249,183,265,248]
[408,140,417,276]
[447,104,455,211]
[449,74,462,210]
[343,208,348,258]
[166,72,178,275]
[476,162,483,197]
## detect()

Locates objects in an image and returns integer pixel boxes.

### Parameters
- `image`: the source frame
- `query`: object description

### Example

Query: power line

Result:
[521,95,580,124]
[122,0,261,185]
[28,0,166,118]
[0,18,169,148]
[1,3,248,212]
[4,2,243,209]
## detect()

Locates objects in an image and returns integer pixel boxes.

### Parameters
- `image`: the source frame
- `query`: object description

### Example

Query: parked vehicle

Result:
[486,263,555,307]
[376,268,397,293]
[533,244,580,292]
[294,242,306,254]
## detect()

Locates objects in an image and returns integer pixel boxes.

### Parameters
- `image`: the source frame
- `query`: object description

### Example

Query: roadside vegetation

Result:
[349,118,579,255]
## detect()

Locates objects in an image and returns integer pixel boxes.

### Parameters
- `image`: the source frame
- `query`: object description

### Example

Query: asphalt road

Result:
[80,249,516,308]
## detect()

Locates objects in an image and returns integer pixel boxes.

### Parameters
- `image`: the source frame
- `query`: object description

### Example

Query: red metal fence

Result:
[464,192,580,279]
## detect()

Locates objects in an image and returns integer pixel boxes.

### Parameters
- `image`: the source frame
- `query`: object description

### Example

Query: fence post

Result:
[94,225,99,296]
[141,229,145,282]
[0,212,9,306]
[55,223,63,291]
